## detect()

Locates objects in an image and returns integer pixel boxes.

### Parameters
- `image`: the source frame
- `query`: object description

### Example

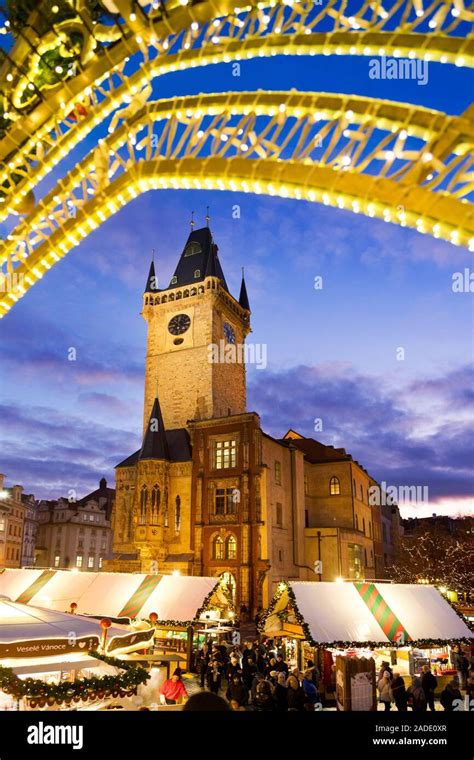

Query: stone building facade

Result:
[109,224,401,613]
[0,474,38,568]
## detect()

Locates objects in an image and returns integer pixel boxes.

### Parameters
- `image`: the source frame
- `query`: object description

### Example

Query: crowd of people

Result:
[377,645,474,712]
[156,639,473,712]
[193,637,321,711]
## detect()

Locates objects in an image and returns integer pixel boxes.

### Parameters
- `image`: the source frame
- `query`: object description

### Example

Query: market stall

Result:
[0,569,235,670]
[261,581,474,708]
[0,596,154,711]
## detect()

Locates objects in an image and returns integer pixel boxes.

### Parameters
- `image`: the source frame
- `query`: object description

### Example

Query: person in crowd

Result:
[256,650,268,674]
[452,645,469,690]
[407,676,427,712]
[159,668,188,705]
[302,669,320,711]
[183,692,230,711]
[390,671,407,711]
[196,642,210,688]
[242,641,255,664]
[253,676,275,711]
[229,698,246,711]
[306,659,320,688]
[274,672,288,712]
[206,659,222,694]
[286,674,305,711]
[225,655,242,682]
[440,677,463,711]
[264,656,278,677]
[421,664,437,711]
[275,654,289,675]
[377,670,393,711]
[378,661,393,681]
[226,674,249,707]
[242,656,258,692]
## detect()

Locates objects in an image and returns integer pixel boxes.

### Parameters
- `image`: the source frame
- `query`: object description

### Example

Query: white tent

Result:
[0,569,226,624]
[0,596,155,659]
[264,581,474,646]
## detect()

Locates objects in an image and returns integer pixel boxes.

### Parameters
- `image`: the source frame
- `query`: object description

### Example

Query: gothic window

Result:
[215,488,237,515]
[214,439,237,469]
[194,269,201,278]
[150,485,160,525]
[360,484,364,502]
[140,486,148,525]
[330,476,340,495]
[275,461,281,485]
[175,496,181,531]
[226,535,237,560]
[214,536,225,560]
[164,488,169,527]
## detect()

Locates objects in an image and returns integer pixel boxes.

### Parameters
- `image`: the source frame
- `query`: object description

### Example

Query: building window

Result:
[369,521,372,538]
[360,484,364,502]
[170,276,177,284]
[175,496,181,531]
[355,514,359,530]
[353,478,356,494]
[304,475,308,495]
[276,503,283,527]
[226,535,237,559]
[76,555,83,568]
[78,540,84,549]
[214,440,237,469]
[140,486,148,525]
[348,544,363,579]
[215,488,237,515]
[278,549,283,562]
[305,509,309,528]
[54,555,60,567]
[364,548,368,566]
[88,556,94,569]
[150,485,160,525]
[275,461,281,485]
[362,518,366,535]
[0,518,5,531]
[101,540,107,551]
[330,476,340,495]
[214,536,225,560]
[99,556,103,569]
[194,269,201,278]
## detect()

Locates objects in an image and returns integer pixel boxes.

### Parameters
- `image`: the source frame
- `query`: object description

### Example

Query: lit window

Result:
[54,555,60,567]
[76,555,83,568]
[89,514,94,522]
[215,488,237,515]
[214,536,225,560]
[0,518,5,531]
[140,486,148,525]
[227,535,237,559]
[330,476,340,495]
[99,556,103,569]
[275,461,281,485]
[88,556,94,569]
[175,496,181,531]
[194,269,201,278]
[150,485,160,525]
[214,440,237,469]
[170,275,177,284]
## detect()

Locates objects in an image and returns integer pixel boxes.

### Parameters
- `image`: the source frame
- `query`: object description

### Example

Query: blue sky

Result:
[0,47,473,517]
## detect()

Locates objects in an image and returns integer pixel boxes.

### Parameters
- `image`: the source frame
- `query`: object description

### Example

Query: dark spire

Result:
[239,268,250,311]
[167,226,228,291]
[145,259,158,293]
[139,397,170,460]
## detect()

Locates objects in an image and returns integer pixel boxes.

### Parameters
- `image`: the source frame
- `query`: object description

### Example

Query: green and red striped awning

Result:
[354,582,412,644]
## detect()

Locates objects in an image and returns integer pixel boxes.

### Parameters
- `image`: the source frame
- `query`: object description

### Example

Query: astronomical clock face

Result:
[223,322,236,344]
[168,313,191,335]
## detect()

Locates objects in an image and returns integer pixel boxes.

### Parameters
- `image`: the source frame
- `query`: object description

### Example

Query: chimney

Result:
[12,485,24,502]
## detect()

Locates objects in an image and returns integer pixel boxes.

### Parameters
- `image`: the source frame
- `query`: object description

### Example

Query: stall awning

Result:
[0,597,154,659]
[0,569,228,626]
[263,581,474,648]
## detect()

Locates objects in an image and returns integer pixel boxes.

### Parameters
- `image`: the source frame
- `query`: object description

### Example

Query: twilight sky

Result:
[0,46,473,518]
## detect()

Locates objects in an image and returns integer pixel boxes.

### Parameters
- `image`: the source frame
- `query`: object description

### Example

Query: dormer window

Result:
[184,241,202,256]
[170,276,177,285]
[194,269,201,278]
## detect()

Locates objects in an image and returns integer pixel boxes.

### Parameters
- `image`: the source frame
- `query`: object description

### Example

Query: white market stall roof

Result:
[0,569,225,625]
[264,581,474,647]
[0,597,154,659]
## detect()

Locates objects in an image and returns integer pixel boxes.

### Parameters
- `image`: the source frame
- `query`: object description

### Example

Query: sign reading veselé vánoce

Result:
[0,636,99,658]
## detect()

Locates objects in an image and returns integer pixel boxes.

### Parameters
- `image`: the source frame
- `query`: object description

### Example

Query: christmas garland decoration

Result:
[259,581,474,650]
[0,651,149,709]
[135,579,238,629]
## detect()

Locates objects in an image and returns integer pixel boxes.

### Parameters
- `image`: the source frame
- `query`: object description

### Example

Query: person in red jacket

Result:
[159,668,188,705]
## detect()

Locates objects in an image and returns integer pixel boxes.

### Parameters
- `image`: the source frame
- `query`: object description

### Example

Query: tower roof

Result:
[239,273,250,311]
[139,397,170,460]
[166,227,229,291]
[144,260,158,293]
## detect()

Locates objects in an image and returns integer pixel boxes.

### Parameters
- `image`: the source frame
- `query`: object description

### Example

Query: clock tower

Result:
[142,225,251,432]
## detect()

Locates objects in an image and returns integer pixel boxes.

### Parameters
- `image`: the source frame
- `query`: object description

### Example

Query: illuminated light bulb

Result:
[408,50,416,59]
[428,19,436,28]
[6,73,13,82]
[211,36,219,43]
[455,57,464,67]
[221,134,228,141]
[28,82,35,90]
[416,9,424,17]
[400,129,408,140]
[451,7,460,16]
[191,21,199,30]
[385,150,395,160]
[240,143,249,151]
[440,55,448,63]
[422,151,433,163]
[129,12,136,21]
[55,66,63,74]
[341,155,351,166]
[52,4,59,12]
[345,110,354,120]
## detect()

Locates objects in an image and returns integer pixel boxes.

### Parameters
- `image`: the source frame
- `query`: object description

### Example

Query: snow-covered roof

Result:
[264,581,473,646]
[0,569,223,624]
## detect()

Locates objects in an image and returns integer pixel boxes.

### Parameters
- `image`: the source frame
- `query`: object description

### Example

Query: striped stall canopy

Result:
[0,569,223,624]
[265,581,473,646]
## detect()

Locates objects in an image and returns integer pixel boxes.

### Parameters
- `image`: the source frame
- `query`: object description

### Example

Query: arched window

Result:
[360,484,364,502]
[150,485,160,525]
[355,513,359,530]
[139,486,148,525]
[194,269,201,278]
[330,476,340,495]
[226,535,237,560]
[363,517,366,535]
[163,488,169,527]
[175,496,181,531]
[214,536,225,560]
